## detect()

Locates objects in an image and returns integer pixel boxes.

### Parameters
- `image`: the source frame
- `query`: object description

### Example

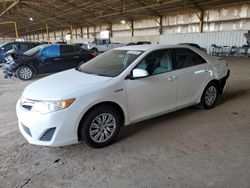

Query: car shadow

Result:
[34,74,52,80]
[217,88,250,105]
[117,85,250,144]
[116,106,198,143]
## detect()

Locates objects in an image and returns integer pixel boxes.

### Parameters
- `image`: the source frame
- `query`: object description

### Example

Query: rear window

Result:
[172,48,206,69]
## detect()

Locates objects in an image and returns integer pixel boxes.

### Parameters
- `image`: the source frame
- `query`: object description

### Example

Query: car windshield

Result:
[78,50,144,77]
[24,46,41,56]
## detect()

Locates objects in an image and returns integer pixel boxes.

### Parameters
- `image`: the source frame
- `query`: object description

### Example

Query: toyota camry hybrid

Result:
[16,45,230,148]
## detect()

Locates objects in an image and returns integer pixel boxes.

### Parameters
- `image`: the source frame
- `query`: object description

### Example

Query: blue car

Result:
[0,41,40,64]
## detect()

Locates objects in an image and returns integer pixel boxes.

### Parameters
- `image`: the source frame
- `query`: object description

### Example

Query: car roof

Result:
[116,44,199,51]
[116,44,216,65]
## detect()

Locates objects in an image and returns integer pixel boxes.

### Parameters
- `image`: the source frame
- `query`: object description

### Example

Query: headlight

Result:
[31,98,75,114]
[87,45,91,49]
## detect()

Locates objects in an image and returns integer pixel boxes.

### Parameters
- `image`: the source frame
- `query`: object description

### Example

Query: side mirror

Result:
[1,47,5,51]
[132,68,149,79]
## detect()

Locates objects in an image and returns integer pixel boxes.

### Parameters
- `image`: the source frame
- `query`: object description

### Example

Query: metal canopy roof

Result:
[0,0,249,37]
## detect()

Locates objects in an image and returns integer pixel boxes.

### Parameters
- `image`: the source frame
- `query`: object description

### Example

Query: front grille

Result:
[22,124,32,137]
[40,128,56,141]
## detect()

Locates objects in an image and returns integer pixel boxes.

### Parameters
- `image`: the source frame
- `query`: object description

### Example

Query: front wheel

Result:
[91,48,98,56]
[15,66,34,80]
[79,105,121,148]
[200,82,218,109]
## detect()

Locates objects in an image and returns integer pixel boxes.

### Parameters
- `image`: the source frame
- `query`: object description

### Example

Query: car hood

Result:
[22,69,112,100]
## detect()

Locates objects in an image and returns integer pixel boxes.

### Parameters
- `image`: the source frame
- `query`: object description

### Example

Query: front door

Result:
[37,45,61,74]
[125,49,177,123]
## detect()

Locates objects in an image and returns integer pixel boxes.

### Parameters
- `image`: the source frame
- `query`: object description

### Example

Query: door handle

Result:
[167,75,176,81]
[73,56,79,59]
[54,58,61,60]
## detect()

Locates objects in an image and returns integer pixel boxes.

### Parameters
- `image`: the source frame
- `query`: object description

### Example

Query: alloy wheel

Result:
[19,67,33,80]
[89,113,117,143]
[205,85,217,106]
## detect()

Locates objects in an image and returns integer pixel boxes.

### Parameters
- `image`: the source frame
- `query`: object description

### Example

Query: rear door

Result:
[59,45,79,70]
[171,48,212,107]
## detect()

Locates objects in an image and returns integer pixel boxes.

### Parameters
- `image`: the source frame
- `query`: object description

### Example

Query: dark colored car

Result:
[178,43,207,53]
[55,41,67,44]
[127,41,151,46]
[3,44,96,80]
[0,41,40,64]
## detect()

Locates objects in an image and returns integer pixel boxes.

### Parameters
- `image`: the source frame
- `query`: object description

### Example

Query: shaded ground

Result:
[0,57,250,188]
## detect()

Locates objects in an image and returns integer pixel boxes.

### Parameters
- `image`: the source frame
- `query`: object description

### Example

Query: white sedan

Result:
[16,45,230,148]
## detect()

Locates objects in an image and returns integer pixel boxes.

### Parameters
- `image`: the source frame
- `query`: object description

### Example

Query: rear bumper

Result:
[218,69,230,94]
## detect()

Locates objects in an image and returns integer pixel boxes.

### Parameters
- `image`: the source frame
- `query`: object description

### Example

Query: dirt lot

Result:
[0,57,250,188]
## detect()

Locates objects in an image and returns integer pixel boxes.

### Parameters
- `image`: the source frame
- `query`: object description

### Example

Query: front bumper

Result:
[16,99,79,146]
[2,55,18,78]
[2,63,15,78]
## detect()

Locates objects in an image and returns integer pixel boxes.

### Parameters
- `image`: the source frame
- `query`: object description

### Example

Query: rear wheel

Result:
[200,82,218,109]
[79,105,121,148]
[16,66,34,80]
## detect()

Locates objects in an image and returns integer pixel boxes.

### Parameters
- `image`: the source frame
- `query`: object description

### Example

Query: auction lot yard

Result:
[0,57,250,188]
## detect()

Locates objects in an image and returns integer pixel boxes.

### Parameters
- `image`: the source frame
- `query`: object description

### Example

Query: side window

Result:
[41,45,60,60]
[196,54,207,64]
[29,43,38,49]
[60,45,75,54]
[19,43,30,51]
[102,40,107,45]
[136,50,173,76]
[172,48,206,69]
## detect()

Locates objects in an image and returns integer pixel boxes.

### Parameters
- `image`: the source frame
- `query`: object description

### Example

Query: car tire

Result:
[79,105,121,148]
[200,82,218,109]
[16,66,34,80]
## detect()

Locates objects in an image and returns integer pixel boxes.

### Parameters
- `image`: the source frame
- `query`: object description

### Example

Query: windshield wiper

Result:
[77,69,111,77]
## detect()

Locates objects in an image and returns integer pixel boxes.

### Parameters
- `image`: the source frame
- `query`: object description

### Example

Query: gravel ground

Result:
[0,57,250,188]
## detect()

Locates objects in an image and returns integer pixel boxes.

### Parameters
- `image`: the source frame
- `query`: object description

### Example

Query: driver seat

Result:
[153,54,172,74]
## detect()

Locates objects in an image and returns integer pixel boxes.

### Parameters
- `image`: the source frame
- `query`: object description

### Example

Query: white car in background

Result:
[16,45,230,148]
[83,39,125,54]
